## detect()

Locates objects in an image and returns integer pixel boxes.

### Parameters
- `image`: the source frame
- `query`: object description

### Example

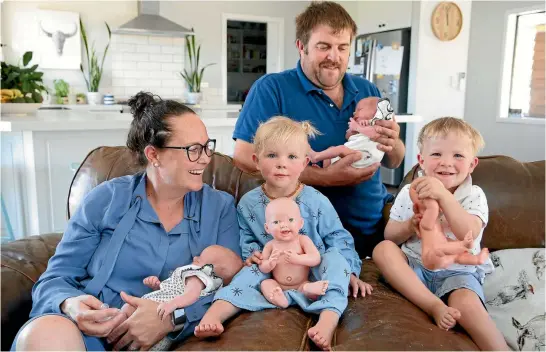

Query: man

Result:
[233,1,405,258]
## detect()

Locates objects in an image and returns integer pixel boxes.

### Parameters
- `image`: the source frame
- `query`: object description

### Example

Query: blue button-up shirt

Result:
[233,61,390,236]
[30,173,240,329]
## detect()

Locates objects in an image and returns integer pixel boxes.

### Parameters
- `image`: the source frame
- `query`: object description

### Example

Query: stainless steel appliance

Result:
[352,28,411,186]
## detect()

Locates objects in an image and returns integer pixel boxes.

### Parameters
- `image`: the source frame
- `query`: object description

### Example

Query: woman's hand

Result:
[348,274,373,298]
[61,295,126,337]
[245,251,263,266]
[107,292,174,351]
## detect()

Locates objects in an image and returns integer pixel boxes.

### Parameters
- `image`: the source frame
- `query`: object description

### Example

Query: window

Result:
[500,8,545,121]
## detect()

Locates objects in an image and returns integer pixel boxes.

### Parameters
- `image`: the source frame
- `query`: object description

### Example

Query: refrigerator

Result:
[352,27,411,186]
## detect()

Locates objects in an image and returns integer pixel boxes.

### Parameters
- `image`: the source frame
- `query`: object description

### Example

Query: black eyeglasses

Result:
[163,139,216,162]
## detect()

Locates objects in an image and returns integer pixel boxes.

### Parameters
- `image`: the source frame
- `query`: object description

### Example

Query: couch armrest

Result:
[1,233,62,350]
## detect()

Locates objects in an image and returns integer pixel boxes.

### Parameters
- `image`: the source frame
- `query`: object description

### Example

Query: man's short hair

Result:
[296,1,357,47]
[253,116,319,156]
[417,117,485,155]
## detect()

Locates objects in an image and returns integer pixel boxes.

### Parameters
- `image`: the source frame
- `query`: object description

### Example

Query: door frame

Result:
[221,13,284,104]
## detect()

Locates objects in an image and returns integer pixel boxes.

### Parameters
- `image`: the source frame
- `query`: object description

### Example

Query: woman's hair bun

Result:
[127,91,158,122]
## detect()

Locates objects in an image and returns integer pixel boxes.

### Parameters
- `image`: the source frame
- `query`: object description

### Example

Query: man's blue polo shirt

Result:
[233,61,390,237]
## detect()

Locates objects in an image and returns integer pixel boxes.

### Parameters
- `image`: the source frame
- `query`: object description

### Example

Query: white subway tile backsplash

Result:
[161,79,183,87]
[112,78,137,87]
[138,62,161,70]
[124,53,148,62]
[123,35,148,45]
[138,79,162,88]
[112,61,137,70]
[117,43,137,53]
[124,70,149,79]
[137,44,161,54]
[150,54,173,63]
[172,55,184,63]
[112,70,124,78]
[110,87,126,96]
[161,46,183,54]
[162,63,182,72]
[148,36,174,46]
[150,71,177,79]
[111,53,125,62]
[155,87,175,96]
[172,38,185,46]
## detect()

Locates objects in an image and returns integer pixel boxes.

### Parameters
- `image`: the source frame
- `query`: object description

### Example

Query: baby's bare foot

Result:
[477,248,489,264]
[430,302,461,331]
[267,287,289,308]
[194,322,224,338]
[307,311,338,351]
[303,281,329,297]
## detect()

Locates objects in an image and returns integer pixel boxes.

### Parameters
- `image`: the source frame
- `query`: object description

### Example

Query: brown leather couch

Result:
[2,147,544,350]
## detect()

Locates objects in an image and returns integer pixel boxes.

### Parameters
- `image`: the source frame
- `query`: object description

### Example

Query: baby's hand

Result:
[349,274,373,298]
[157,302,177,322]
[245,251,263,266]
[269,249,281,266]
[283,250,299,264]
[143,276,161,290]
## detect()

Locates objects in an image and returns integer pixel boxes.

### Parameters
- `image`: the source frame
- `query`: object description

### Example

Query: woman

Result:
[13,92,241,351]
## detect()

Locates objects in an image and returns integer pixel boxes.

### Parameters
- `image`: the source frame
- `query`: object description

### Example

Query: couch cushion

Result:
[398,156,545,251]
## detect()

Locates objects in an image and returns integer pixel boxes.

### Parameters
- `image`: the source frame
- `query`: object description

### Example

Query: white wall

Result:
[357,1,412,34]
[465,1,545,162]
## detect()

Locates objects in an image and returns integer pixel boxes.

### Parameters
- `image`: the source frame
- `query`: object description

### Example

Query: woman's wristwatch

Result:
[171,308,186,332]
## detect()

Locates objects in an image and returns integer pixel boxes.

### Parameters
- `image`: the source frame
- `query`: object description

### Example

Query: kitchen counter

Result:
[0,110,239,132]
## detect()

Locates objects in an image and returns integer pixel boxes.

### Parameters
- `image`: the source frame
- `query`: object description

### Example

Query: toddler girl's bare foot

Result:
[477,248,489,264]
[194,322,225,338]
[303,281,329,297]
[430,302,461,331]
[307,311,338,351]
[267,287,289,308]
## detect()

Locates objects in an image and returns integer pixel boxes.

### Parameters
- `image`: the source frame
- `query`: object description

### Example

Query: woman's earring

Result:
[153,162,159,167]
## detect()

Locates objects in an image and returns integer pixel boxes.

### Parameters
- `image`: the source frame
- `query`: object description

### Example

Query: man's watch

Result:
[171,308,186,332]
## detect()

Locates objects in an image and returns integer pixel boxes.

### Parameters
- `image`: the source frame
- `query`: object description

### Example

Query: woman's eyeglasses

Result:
[163,139,216,162]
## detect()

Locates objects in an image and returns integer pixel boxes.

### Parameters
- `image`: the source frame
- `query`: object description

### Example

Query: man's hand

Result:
[107,292,174,351]
[348,274,373,298]
[412,176,449,202]
[371,118,401,153]
[245,251,263,266]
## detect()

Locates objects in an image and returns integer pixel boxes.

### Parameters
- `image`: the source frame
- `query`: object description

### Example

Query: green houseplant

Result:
[80,19,111,105]
[53,79,69,104]
[1,51,46,103]
[179,29,215,104]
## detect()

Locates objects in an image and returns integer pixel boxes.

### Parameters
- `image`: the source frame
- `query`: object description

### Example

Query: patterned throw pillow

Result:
[483,248,545,351]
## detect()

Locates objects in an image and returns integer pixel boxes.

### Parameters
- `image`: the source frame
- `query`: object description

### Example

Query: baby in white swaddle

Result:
[310,98,395,169]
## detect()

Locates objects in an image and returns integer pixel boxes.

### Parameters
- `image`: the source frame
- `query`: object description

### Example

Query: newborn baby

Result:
[310,97,395,168]
[259,197,328,308]
[121,245,243,351]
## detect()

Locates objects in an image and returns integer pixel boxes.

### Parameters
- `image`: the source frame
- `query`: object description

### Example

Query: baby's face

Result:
[265,199,304,241]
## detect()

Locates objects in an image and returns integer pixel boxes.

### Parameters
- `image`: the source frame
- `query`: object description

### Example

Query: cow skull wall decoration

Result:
[40,22,78,56]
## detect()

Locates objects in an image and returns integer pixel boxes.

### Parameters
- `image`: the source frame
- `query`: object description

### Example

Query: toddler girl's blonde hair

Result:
[417,117,485,155]
[253,116,320,155]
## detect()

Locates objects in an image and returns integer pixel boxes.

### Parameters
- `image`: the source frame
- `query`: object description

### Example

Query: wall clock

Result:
[431,2,463,41]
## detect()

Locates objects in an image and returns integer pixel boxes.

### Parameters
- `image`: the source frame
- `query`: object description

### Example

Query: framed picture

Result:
[37,10,81,69]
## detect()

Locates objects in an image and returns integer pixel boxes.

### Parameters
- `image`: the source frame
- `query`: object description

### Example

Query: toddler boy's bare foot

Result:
[194,322,225,338]
[303,281,329,297]
[308,310,338,351]
[430,302,461,331]
[268,287,289,308]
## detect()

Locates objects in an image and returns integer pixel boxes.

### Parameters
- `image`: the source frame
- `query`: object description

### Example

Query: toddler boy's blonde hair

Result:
[253,116,320,155]
[417,117,485,155]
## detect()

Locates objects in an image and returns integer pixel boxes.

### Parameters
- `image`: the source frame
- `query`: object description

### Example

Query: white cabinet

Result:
[357,1,413,34]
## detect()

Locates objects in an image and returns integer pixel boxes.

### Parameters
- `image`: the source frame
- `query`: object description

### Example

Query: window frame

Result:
[497,4,545,125]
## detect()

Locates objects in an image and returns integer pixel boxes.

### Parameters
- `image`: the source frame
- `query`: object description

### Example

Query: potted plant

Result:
[179,29,215,105]
[1,51,47,114]
[53,79,70,104]
[80,19,111,105]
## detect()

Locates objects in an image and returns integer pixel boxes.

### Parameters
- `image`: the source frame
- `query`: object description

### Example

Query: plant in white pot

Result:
[179,29,215,105]
[80,19,111,105]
